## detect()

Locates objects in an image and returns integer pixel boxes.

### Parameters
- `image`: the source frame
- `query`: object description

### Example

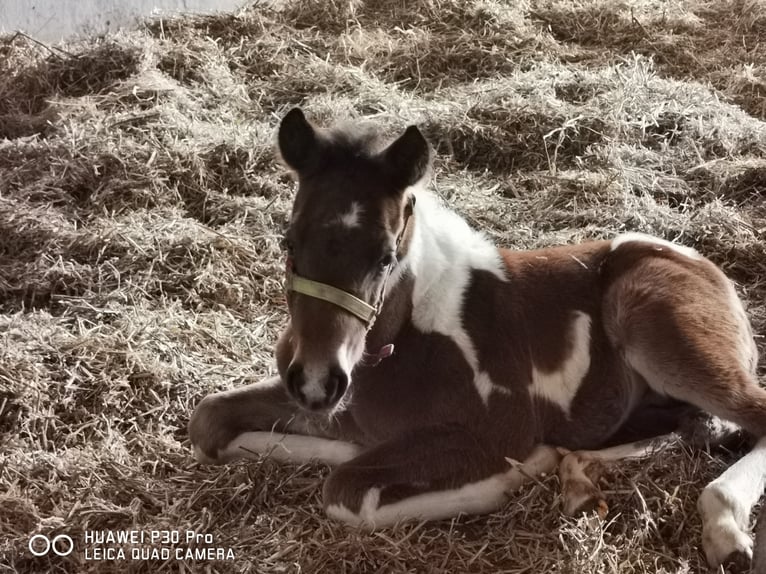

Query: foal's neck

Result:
[365,269,414,353]
[364,191,503,350]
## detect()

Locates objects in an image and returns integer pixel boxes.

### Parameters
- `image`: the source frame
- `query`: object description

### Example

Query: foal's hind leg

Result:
[322,425,560,527]
[604,255,764,568]
[189,375,361,464]
[558,434,679,518]
[698,437,766,568]
[563,408,750,521]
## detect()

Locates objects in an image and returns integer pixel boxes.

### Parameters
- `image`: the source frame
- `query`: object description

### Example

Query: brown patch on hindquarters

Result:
[602,242,766,437]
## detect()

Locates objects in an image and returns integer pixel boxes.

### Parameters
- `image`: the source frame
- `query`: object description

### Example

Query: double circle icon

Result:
[28,534,74,557]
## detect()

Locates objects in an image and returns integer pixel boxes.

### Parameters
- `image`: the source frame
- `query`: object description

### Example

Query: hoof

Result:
[699,485,754,569]
[702,518,753,569]
[562,481,608,520]
[559,454,609,520]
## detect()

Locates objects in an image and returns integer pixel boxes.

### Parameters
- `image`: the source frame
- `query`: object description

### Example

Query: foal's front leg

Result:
[189,375,361,464]
[322,425,560,528]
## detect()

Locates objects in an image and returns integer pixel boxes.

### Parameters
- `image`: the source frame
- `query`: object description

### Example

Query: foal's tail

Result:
[755,490,766,571]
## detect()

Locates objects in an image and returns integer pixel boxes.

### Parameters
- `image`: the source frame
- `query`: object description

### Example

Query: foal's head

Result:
[275,108,430,411]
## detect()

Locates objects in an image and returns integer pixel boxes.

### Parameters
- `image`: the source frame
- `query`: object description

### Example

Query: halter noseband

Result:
[284,196,415,364]
[285,274,377,326]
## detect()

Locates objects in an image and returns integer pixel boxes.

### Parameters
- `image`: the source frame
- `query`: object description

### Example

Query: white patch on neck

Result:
[611,232,702,260]
[530,311,592,415]
[402,191,509,404]
[337,202,363,228]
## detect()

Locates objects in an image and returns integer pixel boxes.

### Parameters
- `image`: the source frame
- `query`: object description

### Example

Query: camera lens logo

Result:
[28,534,74,557]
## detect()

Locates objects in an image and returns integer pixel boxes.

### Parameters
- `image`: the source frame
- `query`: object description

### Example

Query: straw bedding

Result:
[1,0,765,572]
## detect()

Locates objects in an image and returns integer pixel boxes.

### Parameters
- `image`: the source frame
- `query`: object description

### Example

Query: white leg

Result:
[194,431,362,466]
[698,436,766,567]
[326,444,560,528]
[574,435,679,462]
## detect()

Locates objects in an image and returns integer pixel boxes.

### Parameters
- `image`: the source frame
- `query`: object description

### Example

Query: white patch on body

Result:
[404,191,509,404]
[474,372,510,403]
[337,202,363,228]
[530,311,592,415]
[327,476,510,528]
[698,436,766,566]
[611,232,702,260]
[218,431,361,465]
[326,445,560,528]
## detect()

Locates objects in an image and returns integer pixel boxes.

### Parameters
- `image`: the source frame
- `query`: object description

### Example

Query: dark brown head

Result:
[275,108,430,411]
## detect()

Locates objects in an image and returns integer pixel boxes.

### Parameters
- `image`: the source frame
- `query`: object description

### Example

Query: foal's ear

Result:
[278,107,318,173]
[381,125,431,190]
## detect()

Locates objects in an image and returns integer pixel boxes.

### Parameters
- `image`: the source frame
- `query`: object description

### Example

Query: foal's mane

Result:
[314,121,391,165]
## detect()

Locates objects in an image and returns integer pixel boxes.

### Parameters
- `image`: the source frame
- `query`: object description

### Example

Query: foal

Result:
[189,108,766,568]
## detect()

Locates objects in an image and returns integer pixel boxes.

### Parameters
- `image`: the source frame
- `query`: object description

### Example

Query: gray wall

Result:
[0,0,249,42]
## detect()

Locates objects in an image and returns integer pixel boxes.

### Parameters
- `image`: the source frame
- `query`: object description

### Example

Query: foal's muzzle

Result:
[285,362,349,411]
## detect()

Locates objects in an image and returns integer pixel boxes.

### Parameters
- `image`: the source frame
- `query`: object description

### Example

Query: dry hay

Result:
[1,0,765,572]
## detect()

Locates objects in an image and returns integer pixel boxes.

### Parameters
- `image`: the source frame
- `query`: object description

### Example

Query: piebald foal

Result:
[189,108,766,568]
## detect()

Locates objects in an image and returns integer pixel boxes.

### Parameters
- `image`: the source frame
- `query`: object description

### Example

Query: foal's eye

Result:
[378,252,395,269]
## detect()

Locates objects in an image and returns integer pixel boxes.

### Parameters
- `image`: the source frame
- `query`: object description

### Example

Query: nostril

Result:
[285,364,305,402]
[326,365,349,404]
